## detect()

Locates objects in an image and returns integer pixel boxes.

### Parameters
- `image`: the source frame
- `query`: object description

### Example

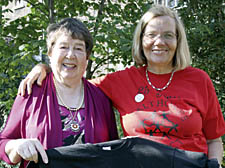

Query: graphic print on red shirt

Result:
[93,66,225,154]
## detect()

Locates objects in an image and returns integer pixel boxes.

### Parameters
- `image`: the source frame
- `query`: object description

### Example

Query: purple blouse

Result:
[0,73,118,168]
[59,105,86,145]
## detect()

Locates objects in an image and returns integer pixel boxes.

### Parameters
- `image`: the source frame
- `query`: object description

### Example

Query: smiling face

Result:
[49,32,87,86]
[142,15,177,73]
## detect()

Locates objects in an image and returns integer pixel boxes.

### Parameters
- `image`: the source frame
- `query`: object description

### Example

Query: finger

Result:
[37,70,46,86]
[17,80,23,96]
[34,141,48,164]
[17,79,26,96]
[17,145,31,161]
[26,74,39,95]
[28,144,38,163]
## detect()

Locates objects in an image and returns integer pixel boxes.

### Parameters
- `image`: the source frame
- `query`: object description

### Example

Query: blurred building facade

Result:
[4,0,179,21]
[154,0,179,7]
[3,0,30,21]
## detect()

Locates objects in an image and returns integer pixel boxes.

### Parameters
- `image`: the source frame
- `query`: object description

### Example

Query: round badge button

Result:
[135,93,144,103]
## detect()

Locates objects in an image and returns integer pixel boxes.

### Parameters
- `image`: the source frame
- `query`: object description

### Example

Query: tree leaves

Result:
[177,0,225,113]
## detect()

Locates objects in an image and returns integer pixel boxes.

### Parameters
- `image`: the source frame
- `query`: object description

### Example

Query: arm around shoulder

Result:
[18,63,50,96]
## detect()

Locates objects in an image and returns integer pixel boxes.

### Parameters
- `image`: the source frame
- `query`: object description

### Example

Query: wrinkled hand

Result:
[18,64,47,96]
[6,138,48,164]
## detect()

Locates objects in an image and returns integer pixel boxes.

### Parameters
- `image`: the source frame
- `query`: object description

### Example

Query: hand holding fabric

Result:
[5,138,48,164]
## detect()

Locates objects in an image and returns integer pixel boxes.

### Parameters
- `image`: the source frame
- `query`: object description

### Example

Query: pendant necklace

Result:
[145,68,175,91]
[53,77,84,132]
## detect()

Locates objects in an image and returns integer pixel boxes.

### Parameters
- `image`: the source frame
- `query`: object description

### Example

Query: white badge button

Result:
[135,93,144,103]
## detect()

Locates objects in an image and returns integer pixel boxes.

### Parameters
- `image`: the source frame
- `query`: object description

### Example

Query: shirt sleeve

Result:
[0,95,26,164]
[202,76,225,140]
[90,74,115,102]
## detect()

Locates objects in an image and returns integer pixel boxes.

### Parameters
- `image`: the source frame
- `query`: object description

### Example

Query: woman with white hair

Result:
[0,18,118,168]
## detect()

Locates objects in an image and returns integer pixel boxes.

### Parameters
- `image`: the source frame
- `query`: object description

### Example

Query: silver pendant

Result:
[70,121,80,132]
[135,93,144,103]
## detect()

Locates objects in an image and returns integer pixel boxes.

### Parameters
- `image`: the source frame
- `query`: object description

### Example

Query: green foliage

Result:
[177,0,225,112]
[0,0,225,167]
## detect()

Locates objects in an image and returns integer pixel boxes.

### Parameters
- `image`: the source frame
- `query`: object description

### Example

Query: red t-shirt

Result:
[93,66,225,154]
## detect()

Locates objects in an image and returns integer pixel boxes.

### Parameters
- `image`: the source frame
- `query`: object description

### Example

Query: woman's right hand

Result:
[18,64,48,96]
[5,138,48,164]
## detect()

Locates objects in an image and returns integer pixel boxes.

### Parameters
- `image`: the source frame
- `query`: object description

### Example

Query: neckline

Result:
[59,105,85,112]
[53,76,84,111]
[146,68,175,91]
[145,66,174,76]
[143,65,192,75]
[87,138,132,155]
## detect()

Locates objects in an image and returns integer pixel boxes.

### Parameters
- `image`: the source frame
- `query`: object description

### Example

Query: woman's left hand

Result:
[207,137,223,168]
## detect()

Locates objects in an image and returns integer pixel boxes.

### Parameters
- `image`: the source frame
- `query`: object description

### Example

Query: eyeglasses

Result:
[143,32,177,41]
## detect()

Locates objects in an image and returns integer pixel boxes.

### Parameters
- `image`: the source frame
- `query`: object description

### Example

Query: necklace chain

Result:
[53,77,84,113]
[145,68,175,91]
[53,77,84,132]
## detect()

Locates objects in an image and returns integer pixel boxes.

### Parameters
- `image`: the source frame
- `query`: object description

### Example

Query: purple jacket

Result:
[0,73,118,168]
